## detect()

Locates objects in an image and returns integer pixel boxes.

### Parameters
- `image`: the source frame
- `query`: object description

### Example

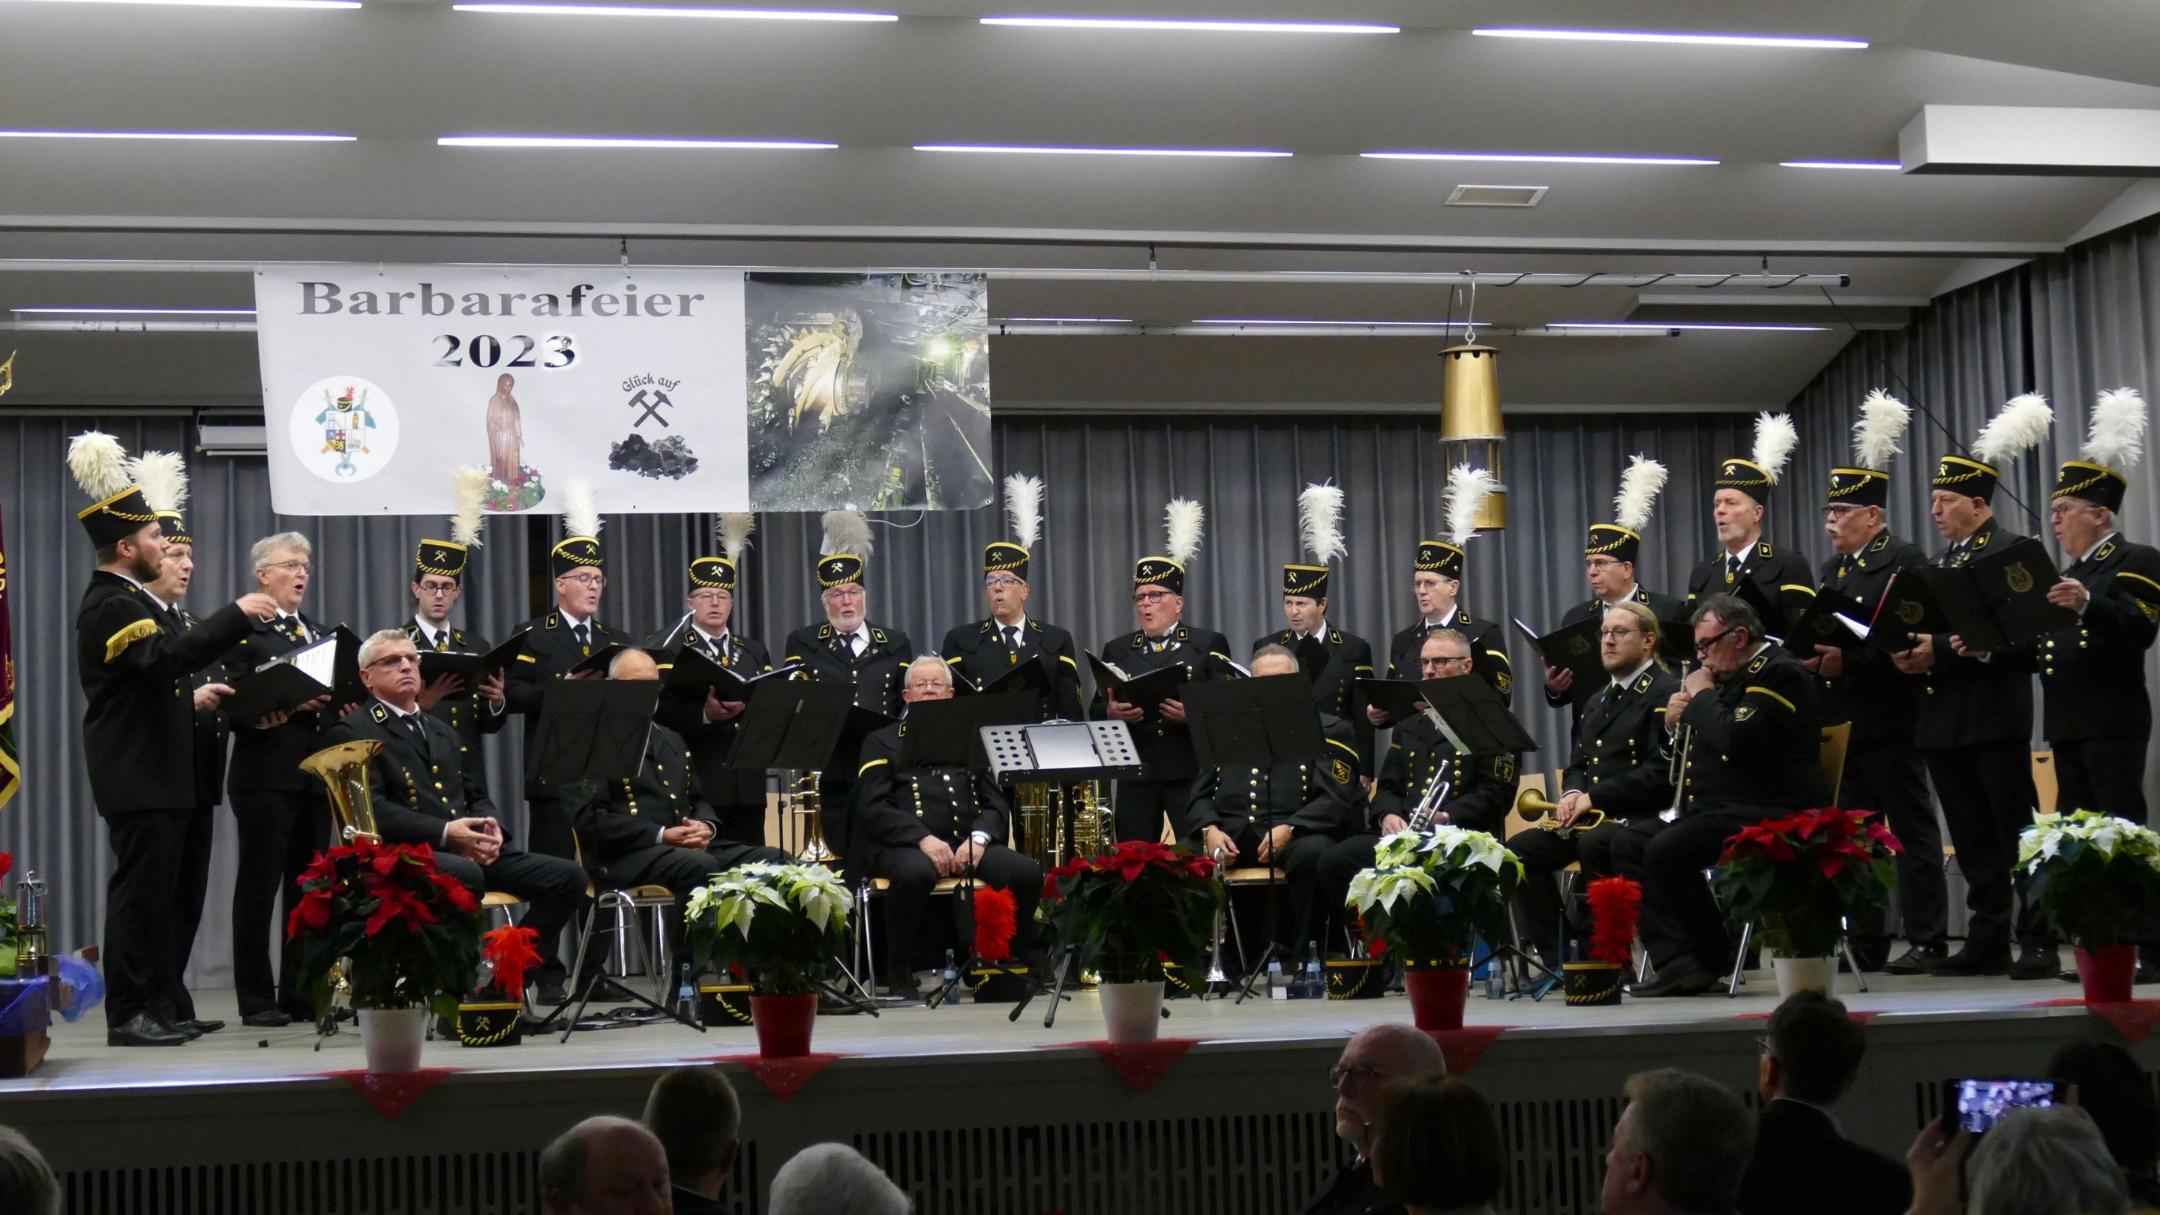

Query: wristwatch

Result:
[969,830,992,848]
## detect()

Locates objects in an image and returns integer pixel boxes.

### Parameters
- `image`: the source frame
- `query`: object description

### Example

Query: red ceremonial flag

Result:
[0,498,17,813]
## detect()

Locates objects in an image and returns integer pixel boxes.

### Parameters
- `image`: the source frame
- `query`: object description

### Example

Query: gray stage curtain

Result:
[6,408,1775,987]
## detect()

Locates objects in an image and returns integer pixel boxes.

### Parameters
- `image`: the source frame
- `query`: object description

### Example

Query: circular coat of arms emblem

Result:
[290,376,399,483]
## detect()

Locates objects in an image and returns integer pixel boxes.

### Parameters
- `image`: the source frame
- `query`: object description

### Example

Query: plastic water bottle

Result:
[1303,942,1325,999]
[1266,956,1286,999]
[941,948,958,989]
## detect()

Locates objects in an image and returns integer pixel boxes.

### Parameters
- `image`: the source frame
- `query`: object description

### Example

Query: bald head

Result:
[608,649,659,681]
[538,1116,671,1215]
[1333,1023,1447,1153]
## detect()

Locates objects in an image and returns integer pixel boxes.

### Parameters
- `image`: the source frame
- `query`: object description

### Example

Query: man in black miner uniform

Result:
[1622,595,1829,997]
[1893,408,2048,979]
[942,538,1085,722]
[572,649,788,971]
[504,526,631,862]
[1544,459,1684,734]
[855,656,1043,989]
[1317,630,1518,944]
[1508,600,1678,968]
[1376,538,1513,712]
[1681,420,1818,639]
[399,537,508,769]
[1093,552,1235,843]
[783,522,913,855]
[1185,646,1365,959]
[650,554,774,846]
[223,530,349,1028]
[324,630,584,1003]
[142,505,241,1039]
[1258,554,1377,770]
[69,439,275,1046]
[1803,402,1946,974]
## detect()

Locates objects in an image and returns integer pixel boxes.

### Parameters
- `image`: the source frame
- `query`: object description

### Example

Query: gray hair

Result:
[0,1127,58,1215]
[1968,1106,2129,1215]
[249,531,312,569]
[905,655,953,688]
[769,1143,909,1215]
[538,1116,658,1211]
[356,627,415,670]
[1619,1068,1755,1214]
[1252,643,1299,668]
[1420,628,1471,659]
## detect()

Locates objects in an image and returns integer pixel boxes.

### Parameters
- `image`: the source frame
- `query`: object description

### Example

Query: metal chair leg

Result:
[1841,933,1870,993]
[1727,921,1754,997]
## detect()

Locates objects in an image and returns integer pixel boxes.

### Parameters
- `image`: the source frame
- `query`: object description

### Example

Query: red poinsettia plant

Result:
[1041,841,1225,984]
[287,838,483,1018]
[1712,808,1901,959]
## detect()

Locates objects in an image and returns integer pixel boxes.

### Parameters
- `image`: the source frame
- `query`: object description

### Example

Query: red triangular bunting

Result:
[708,1053,843,1101]
[2087,1001,2160,1045]
[1083,1038,1198,1095]
[1426,1025,1509,1076]
[330,1067,460,1120]
[2024,998,2087,1008]
[1728,1010,1876,1025]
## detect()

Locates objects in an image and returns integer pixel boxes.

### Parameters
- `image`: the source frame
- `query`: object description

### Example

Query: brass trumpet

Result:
[1514,789,1607,837]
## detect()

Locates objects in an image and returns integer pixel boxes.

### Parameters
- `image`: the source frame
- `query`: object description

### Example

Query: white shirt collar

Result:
[834,621,869,644]
[559,608,590,630]
[1611,657,1656,691]
[691,624,731,647]
[1297,618,1328,641]
[375,695,420,719]
[1145,619,1183,642]
[413,616,450,645]
[1724,539,1759,564]
[1601,581,1639,606]
[1424,605,1458,629]
[2082,531,2119,562]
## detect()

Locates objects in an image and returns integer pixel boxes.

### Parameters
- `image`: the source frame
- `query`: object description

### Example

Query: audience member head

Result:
[1967,1105,2127,1215]
[0,1127,59,1215]
[1370,1075,1506,1215]
[768,1143,909,1215]
[538,1116,672,1215]
[643,1065,743,1201]
[2047,1040,2159,1187]
[1331,1022,1446,1156]
[1760,990,1867,1106]
[1602,1068,1755,1215]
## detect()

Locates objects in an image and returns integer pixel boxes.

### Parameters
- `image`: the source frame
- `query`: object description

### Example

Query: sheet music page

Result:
[288,637,337,688]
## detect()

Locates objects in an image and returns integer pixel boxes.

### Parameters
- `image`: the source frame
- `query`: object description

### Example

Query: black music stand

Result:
[1415,675,1555,1000]
[1182,674,1330,1002]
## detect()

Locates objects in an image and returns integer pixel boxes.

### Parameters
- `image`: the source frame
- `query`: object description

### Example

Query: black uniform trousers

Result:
[1504,820,1631,965]
[1216,826,1339,960]
[229,789,330,1017]
[2055,737,2150,826]
[1113,779,1181,844]
[524,794,577,865]
[164,804,218,1023]
[1924,744,2043,952]
[432,849,586,982]
[869,843,1042,983]
[1843,740,1948,958]
[591,840,790,975]
[1609,812,1754,971]
[103,807,197,1027]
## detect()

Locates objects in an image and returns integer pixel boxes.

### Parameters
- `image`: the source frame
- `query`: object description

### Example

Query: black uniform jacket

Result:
[853,720,1012,850]
[1183,712,1366,840]
[942,615,1085,722]
[648,618,775,807]
[1674,644,1829,818]
[1560,662,1681,821]
[1088,623,1236,786]
[503,609,632,798]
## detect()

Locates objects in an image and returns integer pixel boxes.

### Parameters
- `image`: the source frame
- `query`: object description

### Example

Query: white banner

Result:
[255,265,749,515]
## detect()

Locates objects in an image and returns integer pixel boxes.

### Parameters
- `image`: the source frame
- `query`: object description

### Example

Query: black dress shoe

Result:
[180,1018,226,1034]
[163,1018,204,1040]
[241,1009,294,1028]
[535,982,569,1007]
[2009,945,2063,981]
[1883,946,1947,976]
[1927,946,2011,977]
[108,1013,190,1047]
[1629,956,1718,998]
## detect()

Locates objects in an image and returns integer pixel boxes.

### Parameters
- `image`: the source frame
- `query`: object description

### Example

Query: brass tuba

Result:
[301,740,384,844]
[790,771,838,864]
[1514,788,1607,837]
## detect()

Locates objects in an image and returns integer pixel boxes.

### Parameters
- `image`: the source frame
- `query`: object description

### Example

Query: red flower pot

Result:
[1404,967,1470,1031]
[2076,945,2138,1004]
[749,993,819,1058]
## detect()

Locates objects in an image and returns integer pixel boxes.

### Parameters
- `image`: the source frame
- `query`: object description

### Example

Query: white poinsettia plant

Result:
[685,862,856,995]
[1346,827,1523,968]
[2017,811,2160,948]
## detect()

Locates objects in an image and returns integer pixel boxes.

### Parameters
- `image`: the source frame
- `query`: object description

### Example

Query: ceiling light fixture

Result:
[12,307,256,315]
[999,316,1136,323]
[1546,321,1829,332]
[1779,160,1902,171]
[1364,150,1716,166]
[916,144,1292,158]
[0,130,354,142]
[451,3,897,19]
[439,135,837,149]
[980,16,1396,34]
[1472,28,1867,50]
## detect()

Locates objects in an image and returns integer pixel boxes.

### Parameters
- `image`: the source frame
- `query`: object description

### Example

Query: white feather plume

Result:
[450,466,488,546]
[821,510,873,557]
[1443,465,1498,547]
[717,512,756,563]
[1297,482,1347,564]
[129,450,188,514]
[1972,393,2054,465]
[1613,455,1668,533]
[2083,387,2147,472]
[1752,413,1799,483]
[1853,389,1912,471]
[67,430,134,500]
[1164,498,1205,566]
[1004,473,1044,551]
[563,479,601,541]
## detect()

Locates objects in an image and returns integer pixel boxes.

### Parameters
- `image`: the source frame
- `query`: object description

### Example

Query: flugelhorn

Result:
[301,739,385,843]
[1514,788,1607,837]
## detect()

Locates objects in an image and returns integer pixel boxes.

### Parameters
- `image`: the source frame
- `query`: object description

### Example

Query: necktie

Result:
[708,636,726,663]
[847,633,863,659]
[1724,555,1741,585]
[433,630,448,652]
[1003,625,1021,662]
[403,713,430,758]
[573,623,591,654]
